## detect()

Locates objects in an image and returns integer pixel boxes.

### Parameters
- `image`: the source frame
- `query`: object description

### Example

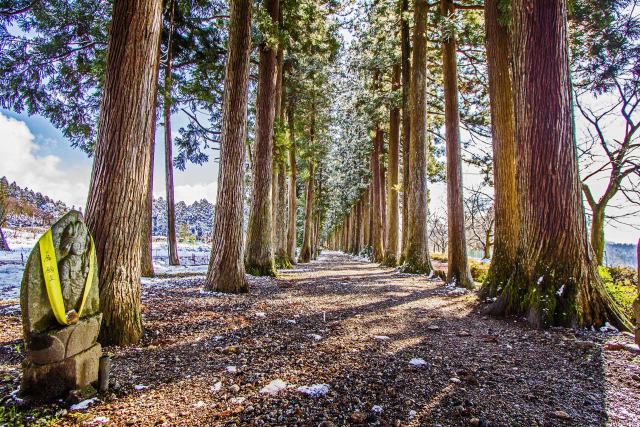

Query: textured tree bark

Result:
[441,0,473,289]
[273,49,290,268]
[286,102,297,263]
[312,167,323,259]
[362,187,370,253]
[634,239,639,344]
[140,71,159,278]
[379,132,387,247]
[402,0,433,274]
[245,0,279,276]
[354,198,362,255]
[204,0,252,294]
[383,63,401,266]
[0,227,9,251]
[400,0,411,262]
[164,0,180,267]
[85,0,162,345]
[299,100,315,263]
[371,126,385,262]
[495,0,629,329]
[481,0,519,298]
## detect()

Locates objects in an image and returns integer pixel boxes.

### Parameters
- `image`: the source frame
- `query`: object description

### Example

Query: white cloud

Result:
[155,181,217,205]
[0,113,91,208]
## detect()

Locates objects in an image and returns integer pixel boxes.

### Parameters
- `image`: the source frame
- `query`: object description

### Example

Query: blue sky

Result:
[0,109,220,209]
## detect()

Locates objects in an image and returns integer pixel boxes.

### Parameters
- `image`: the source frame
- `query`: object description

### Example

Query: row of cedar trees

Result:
[83,0,323,345]
[326,0,632,331]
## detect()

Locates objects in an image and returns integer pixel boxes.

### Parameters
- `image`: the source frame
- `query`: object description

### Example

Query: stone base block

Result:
[21,343,101,401]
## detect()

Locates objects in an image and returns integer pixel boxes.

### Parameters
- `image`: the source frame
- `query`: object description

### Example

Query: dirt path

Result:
[1,251,639,426]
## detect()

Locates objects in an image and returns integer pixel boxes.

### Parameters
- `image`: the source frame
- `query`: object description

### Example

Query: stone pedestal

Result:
[22,343,101,401]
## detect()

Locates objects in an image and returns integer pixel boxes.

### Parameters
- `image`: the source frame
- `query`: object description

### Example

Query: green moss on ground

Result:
[599,265,638,321]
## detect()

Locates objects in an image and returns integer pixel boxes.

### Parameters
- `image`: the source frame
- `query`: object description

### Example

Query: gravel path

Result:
[1,250,639,426]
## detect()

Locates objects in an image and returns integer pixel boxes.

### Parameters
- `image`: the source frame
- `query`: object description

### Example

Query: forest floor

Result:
[1,251,640,426]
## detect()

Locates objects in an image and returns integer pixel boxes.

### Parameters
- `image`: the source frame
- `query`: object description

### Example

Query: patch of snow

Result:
[409,358,428,367]
[600,322,619,333]
[260,379,288,395]
[230,397,245,404]
[450,377,461,384]
[373,335,391,341]
[133,384,149,391]
[285,319,297,324]
[297,384,330,397]
[254,311,267,318]
[210,381,222,392]
[372,405,383,413]
[537,276,544,285]
[226,365,237,373]
[193,401,206,408]
[409,410,417,418]
[70,397,98,411]
[557,285,565,297]
[89,416,109,425]
[307,334,322,341]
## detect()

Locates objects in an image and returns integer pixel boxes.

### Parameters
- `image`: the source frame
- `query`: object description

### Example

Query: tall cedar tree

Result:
[441,0,473,288]
[493,0,629,329]
[141,49,161,277]
[400,0,411,261]
[287,100,298,263]
[371,125,385,262]
[204,0,252,293]
[163,0,180,266]
[383,63,401,266]
[0,179,9,251]
[402,0,433,274]
[273,46,291,268]
[481,0,518,297]
[299,101,316,263]
[85,0,162,345]
[245,0,279,276]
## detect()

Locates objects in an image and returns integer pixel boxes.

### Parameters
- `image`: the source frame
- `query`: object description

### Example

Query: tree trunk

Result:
[204,0,252,293]
[400,0,411,262]
[481,0,519,297]
[362,188,370,253]
[299,161,315,263]
[371,126,385,262]
[0,227,10,251]
[442,0,473,289]
[141,46,162,278]
[274,51,290,268]
[245,0,279,276]
[383,63,401,266]
[287,103,297,263]
[85,0,162,346]
[496,0,629,329]
[402,0,433,274]
[634,238,639,344]
[590,204,606,266]
[483,227,492,260]
[164,0,180,266]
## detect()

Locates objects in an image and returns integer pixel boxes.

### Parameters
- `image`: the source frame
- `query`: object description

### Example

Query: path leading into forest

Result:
[0,251,639,426]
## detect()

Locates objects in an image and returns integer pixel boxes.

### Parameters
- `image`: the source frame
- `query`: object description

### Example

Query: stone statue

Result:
[20,210,102,401]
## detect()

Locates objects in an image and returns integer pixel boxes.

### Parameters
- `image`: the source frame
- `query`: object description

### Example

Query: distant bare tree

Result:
[0,180,10,251]
[464,186,494,260]
[428,207,448,254]
[576,75,640,265]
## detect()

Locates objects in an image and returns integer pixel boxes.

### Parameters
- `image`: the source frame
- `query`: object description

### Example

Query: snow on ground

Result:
[0,229,212,302]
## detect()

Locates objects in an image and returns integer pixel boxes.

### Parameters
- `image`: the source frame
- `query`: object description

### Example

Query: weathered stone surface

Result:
[20,210,100,336]
[21,343,101,401]
[26,314,102,364]
[19,211,102,401]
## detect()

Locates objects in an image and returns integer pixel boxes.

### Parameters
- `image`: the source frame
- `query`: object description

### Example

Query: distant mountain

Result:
[1,177,72,227]
[605,242,638,268]
[152,197,215,240]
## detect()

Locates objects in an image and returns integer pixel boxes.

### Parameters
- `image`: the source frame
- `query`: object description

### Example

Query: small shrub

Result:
[469,260,489,283]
